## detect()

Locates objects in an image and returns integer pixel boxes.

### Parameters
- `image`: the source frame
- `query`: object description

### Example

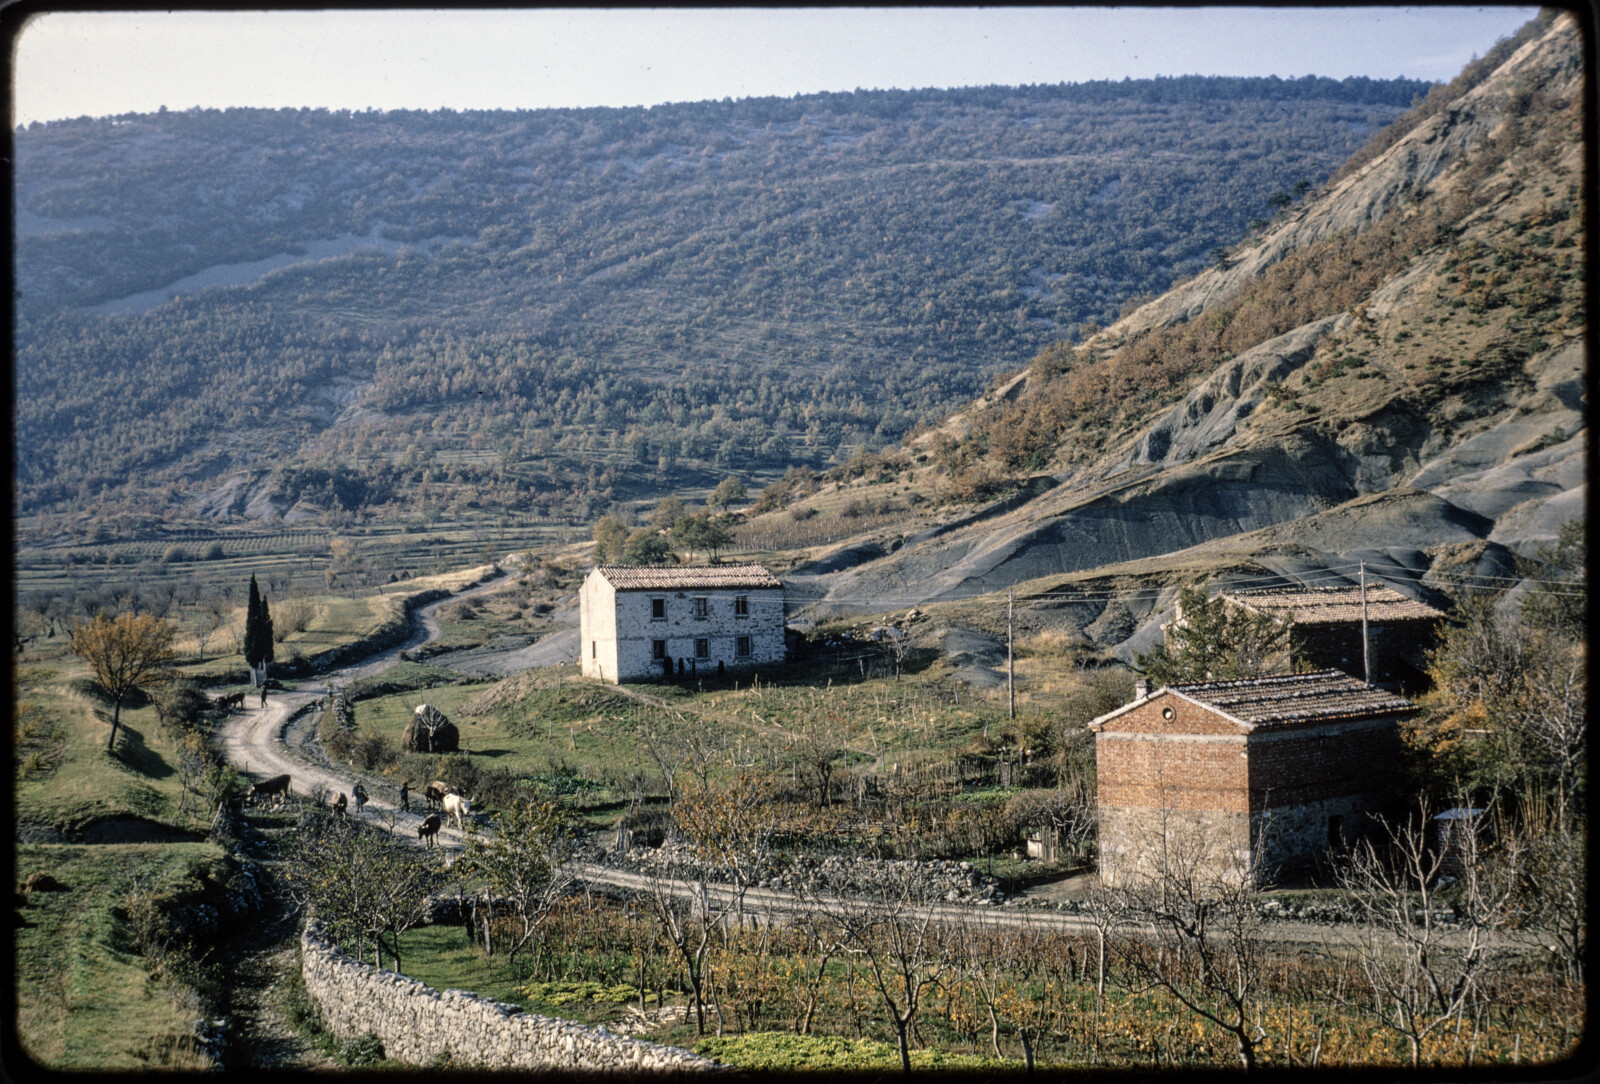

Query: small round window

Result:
[1161,707,1175,720]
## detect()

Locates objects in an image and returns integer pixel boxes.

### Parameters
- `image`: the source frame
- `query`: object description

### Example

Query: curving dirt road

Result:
[220,576,510,848]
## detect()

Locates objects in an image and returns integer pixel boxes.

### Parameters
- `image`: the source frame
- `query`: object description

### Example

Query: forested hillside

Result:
[14,76,1428,530]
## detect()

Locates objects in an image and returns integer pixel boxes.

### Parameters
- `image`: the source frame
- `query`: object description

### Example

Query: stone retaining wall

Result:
[300,919,717,1071]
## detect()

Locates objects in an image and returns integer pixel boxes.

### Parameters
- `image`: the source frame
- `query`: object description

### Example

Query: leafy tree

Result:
[709,476,748,510]
[243,574,274,675]
[650,495,687,530]
[672,512,734,562]
[1135,585,1289,686]
[623,527,676,566]
[70,611,175,752]
[592,514,628,564]
[1516,518,1585,637]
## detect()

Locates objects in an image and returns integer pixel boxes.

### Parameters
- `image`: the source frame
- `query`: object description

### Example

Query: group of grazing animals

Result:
[240,771,470,840]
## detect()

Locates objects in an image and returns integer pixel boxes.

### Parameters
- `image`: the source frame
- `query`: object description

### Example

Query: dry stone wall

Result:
[300,919,717,1071]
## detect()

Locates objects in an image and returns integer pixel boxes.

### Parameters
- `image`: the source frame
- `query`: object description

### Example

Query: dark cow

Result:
[214,691,247,712]
[424,781,451,811]
[245,774,291,808]
[331,792,347,817]
[351,783,369,815]
[417,813,442,848]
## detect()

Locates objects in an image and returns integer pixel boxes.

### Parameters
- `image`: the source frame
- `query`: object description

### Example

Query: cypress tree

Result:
[244,575,275,671]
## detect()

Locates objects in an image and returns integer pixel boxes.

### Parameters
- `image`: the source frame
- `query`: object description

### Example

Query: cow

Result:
[417,813,442,848]
[351,783,369,815]
[245,774,291,808]
[443,792,472,831]
[331,792,347,817]
[424,781,451,811]
[214,691,246,712]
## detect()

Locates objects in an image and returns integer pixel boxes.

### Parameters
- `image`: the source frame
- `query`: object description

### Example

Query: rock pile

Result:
[606,843,1006,904]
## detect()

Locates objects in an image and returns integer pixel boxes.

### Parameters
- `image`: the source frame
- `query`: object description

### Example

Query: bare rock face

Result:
[402,704,459,753]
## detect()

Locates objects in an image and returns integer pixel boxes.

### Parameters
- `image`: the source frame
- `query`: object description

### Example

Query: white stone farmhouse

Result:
[579,564,786,683]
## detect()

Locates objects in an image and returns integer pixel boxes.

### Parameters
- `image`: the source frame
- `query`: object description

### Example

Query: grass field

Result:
[12,659,210,835]
[13,842,232,1070]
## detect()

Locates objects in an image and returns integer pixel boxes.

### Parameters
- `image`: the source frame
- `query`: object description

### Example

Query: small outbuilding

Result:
[1220,585,1446,689]
[1088,669,1417,886]
[579,564,786,684]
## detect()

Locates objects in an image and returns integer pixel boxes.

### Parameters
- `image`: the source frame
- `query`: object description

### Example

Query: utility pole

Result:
[1007,589,1016,721]
[1360,561,1371,685]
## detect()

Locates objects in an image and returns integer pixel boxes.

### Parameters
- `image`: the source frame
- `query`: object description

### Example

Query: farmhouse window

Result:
[736,635,752,658]
[734,595,749,617]
[692,597,709,619]
[652,639,668,660]
[695,638,709,659]
[651,598,666,620]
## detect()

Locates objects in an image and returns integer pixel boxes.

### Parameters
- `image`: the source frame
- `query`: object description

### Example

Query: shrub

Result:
[337,1032,385,1067]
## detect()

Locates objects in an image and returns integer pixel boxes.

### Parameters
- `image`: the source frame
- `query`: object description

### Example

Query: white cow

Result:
[443,792,472,830]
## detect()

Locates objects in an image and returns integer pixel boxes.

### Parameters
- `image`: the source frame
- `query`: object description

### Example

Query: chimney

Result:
[1135,678,1150,700]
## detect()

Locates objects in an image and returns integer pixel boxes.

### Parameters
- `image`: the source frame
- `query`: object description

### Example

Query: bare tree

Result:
[1111,807,1270,1072]
[825,865,956,1073]
[643,864,720,1036]
[284,811,447,972]
[1332,799,1524,1068]
[458,800,577,966]
[672,770,779,926]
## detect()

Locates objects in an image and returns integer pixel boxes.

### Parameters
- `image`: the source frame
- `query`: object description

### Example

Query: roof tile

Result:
[1225,585,1445,625]
[596,564,783,590]
[1168,669,1417,728]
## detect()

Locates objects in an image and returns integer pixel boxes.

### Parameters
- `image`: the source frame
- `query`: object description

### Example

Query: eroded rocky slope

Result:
[791,13,1585,656]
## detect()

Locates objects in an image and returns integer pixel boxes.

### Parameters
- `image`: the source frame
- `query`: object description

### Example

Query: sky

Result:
[12,6,1541,127]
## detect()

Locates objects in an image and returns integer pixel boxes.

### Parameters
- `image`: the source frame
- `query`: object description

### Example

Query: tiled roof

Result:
[1168,670,1417,729]
[596,564,782,590]
[1224,585,1445,625]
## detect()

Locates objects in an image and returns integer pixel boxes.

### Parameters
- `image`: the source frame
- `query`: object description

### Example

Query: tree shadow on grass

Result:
[111,723,175,780]
[471,748,515,758]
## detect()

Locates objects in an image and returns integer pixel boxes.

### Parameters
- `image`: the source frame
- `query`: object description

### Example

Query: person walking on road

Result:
[399,781,411,812]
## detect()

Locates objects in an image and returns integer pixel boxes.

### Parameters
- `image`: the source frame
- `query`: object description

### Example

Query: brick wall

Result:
[1290,620,1439,684]
[1093,695,1405,884]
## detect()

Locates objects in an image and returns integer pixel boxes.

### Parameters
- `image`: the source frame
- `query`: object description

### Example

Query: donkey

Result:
[417,813,442,848]
[245,774,291,808]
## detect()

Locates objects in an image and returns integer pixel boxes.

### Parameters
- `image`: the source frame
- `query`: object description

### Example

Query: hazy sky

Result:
[12,7,1540,127]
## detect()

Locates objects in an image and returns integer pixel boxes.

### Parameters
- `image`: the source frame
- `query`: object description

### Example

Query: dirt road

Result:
[220,576,509,848]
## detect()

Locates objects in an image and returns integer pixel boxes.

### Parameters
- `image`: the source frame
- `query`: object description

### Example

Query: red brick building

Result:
[1220,585,1446,690]
[1088,670,1417,886]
